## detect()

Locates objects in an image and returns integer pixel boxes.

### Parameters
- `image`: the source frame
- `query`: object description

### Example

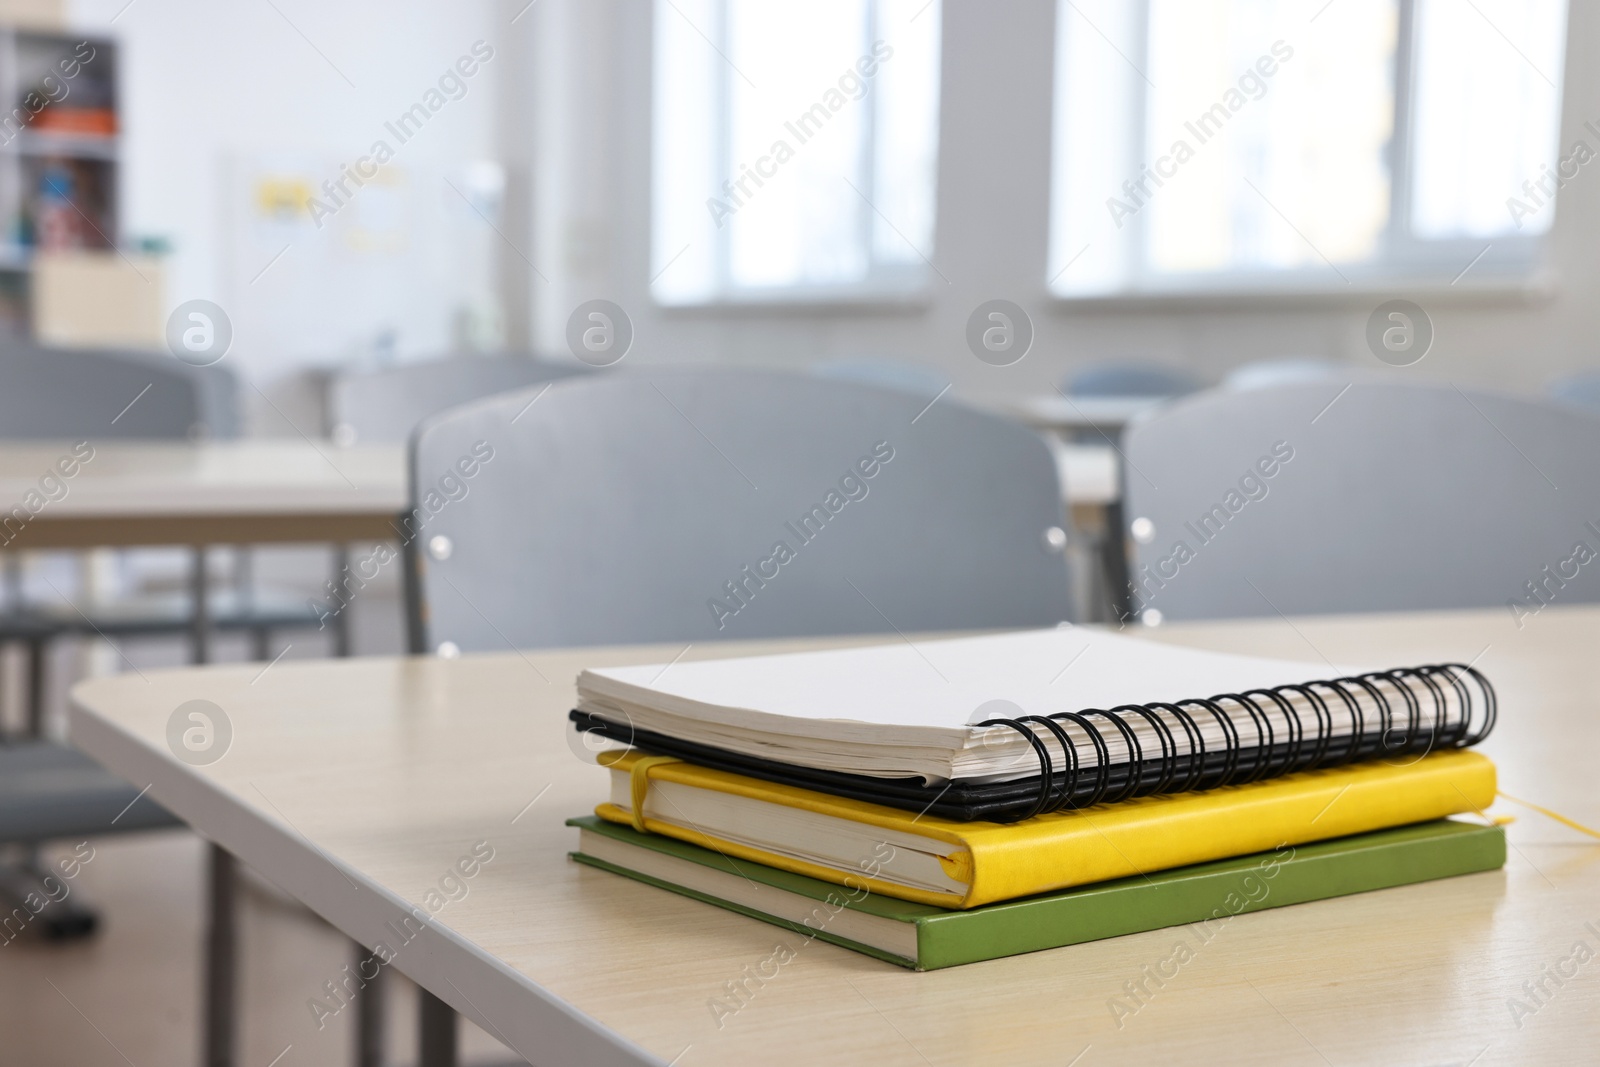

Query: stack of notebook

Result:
[566,628,1505,969]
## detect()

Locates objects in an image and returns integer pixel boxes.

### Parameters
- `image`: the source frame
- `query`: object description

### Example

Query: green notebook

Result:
[568,816,1504,970]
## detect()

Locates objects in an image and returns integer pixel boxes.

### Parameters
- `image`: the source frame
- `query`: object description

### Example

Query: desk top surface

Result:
[0,440,407,518]
[69,607,1599,1066]
[0,440,1116,520]
[1012,394,1169,431]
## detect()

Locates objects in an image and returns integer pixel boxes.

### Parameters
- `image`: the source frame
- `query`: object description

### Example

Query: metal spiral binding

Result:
[976,662,1497,823]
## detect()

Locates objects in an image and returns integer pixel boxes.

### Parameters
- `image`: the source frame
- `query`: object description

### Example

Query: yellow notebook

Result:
[597,749,1496,908]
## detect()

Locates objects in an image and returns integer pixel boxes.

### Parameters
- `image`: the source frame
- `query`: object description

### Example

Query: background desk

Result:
[0,438,1118,533]
[69,606,1600,1066]
[1011,394,1166,438]
[1,439,408,1065]
[0,441,406,549]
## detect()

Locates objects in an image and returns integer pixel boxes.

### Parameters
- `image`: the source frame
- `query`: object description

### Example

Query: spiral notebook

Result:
[572,628,1496,822]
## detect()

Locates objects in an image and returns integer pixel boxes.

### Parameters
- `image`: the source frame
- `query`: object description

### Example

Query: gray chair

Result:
[406,368,1072,654]
[1063,362,1200,398]
[327,353,590,444]
[402,368,1073,1060]
[1549,372,1600,413]
[1121,381,1600,622]
[0,740,174,938]
[0,340,236,440]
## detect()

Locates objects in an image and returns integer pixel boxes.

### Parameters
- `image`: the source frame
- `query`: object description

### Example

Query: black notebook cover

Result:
[569,705,1482,821]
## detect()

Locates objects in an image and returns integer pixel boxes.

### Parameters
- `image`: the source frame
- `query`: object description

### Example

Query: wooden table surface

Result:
[1053,442,1118,508]
[0,441,407,547]
[1012,394,1168,434]
[0,439,1116,548]
[67,606,1600,1066]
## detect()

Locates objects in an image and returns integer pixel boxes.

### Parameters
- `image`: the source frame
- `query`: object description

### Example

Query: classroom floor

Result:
[0,832,517,1066]
[0,555,521,1066]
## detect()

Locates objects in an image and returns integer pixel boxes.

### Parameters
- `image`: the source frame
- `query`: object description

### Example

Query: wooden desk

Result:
[68,606,1600,1065]
[0,439,409,1065]
[1053,442,1118,509]
[1012,394,1167,436]
[0,439,1112,541]
[0,441,407,549]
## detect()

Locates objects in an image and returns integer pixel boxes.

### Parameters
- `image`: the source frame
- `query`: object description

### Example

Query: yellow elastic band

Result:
[1497,791,1600,840]
[628,755,682,834]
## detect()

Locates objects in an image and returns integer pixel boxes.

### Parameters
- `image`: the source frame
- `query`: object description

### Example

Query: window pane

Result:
[651,0,941,302]
[1050,0,1568,294]
[1051,0,1401,293]
[651,0,721,304]
[1409,0,1567,239]
[1142,0,1396,274]
[727,0,870,288]
[1047,0,1142,293]
[871,0,941,267]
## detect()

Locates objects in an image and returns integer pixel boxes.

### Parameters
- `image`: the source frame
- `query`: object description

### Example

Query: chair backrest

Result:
[1549,372,1600,414]
[327,355,590,444]
[405,369,1071,653]
[0,341,236,440]
[1121,381,1600,622]
[1064,362,1200,398]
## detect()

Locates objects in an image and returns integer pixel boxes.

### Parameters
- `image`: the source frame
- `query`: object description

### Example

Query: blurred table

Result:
[1050,442,1125,621]
[1014,399,1153,621]
[0,440,406,549]
[1011,393,1167,437]
[68,606,1600,1066]
[1054,441,1118,508]
[0,439,407,1067]
[0,439,1117,530]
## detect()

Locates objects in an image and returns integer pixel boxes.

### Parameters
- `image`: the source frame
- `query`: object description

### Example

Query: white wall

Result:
[506,0,1600,404]
[67,0,504,429]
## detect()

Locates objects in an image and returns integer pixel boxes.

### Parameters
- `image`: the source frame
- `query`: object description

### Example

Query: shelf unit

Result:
[0,26,118,330]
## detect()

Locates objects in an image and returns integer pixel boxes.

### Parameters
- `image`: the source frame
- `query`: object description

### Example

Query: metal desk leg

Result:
[25,636,44,737]
[324,549,386,1067]
[357,944,386,1067]
[205,844,236,1067]
[190,546,211,666]
[419,989,458,1067]
[1101,500,1134,626]
[332,545,352,659]
[194,546,236,1066]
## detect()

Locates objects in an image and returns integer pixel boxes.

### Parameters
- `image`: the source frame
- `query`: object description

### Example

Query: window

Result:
[1048,0,1568,297]
[651,0,941,305]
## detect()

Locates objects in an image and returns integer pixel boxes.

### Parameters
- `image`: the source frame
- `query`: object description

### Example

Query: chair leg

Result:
[25,637,44,738]
[205,844,237,1067]
[0,852,97,940]
[419,988,458,1067]
[250,628,270,663]
[1100,500,1134,625]
[357,946,386,1067]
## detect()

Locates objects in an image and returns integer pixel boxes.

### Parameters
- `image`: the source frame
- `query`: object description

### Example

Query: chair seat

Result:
[0,740,180,842]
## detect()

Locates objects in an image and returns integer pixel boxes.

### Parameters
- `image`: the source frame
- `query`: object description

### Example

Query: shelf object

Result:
[31,248,162,347]
[0,26,120,335]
